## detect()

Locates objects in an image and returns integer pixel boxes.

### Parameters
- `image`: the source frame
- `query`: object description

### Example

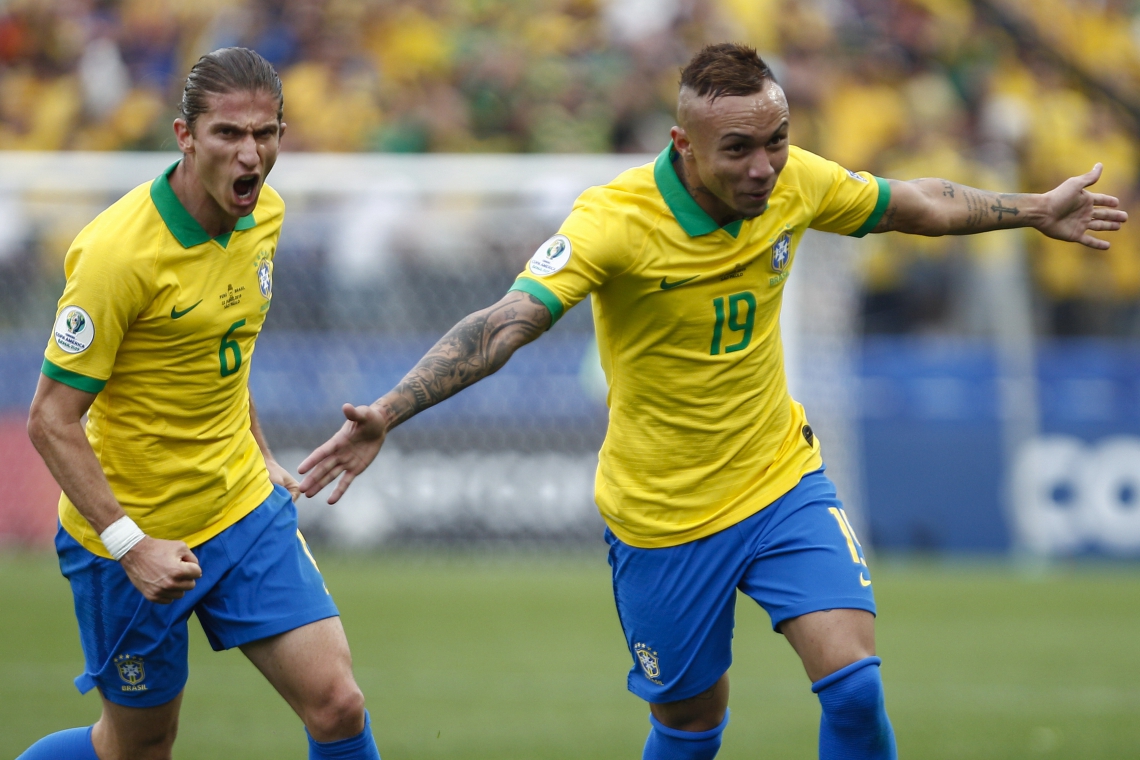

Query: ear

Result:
[671,125,692,160]
[173,118,194,154]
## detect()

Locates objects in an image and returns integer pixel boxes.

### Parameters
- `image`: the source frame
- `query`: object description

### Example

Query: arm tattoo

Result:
[382,293,550,426]
[991,195,1020,222]
[962,188,1022,229]
[962,188,990,227]
[872,203,899,233]
[871,179,1027,235]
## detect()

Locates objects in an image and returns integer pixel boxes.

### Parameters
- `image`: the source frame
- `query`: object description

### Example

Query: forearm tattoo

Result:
[873,179,1028,235]
[382,293,550,426]
[960,186,1022,229]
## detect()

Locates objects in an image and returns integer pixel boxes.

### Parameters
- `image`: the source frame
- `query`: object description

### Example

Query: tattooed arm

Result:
[871,163,1127,250]
[297,290,552,502]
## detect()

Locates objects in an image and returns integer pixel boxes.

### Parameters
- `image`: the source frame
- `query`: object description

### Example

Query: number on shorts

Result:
[828,507,866,566]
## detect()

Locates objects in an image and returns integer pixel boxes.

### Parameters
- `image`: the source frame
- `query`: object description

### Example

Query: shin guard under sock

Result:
[812,657,897,760]
[306,709,381,760]
[16,726,98,760]
[642,708,729,760]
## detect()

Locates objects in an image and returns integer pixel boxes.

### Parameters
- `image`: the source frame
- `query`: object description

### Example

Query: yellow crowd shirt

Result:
[511,144,889,548]
[43,162,283,558]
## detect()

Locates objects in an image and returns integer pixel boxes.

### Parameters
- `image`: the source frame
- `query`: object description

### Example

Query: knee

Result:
[643,711,729,760]
[650,674,729,733]
[304,681,367,742]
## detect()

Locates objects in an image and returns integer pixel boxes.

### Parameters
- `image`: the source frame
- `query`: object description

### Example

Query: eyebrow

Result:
[211,121,279,133]
[718,120,788,144]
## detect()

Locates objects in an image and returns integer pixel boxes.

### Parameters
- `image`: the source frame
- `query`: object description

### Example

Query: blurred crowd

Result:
[1,0,1139,335]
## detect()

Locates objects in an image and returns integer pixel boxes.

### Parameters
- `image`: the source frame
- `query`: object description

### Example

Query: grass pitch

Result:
[2,549,1139,759]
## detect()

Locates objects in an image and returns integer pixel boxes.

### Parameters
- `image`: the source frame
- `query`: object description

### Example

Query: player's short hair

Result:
[679,43,776,101]
[180,47,283,131]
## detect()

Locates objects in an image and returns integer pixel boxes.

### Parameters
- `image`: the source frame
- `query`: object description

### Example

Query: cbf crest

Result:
[771,231,792,273]
[114,654,146,690]
[634,643,663,684]
[255,250,273,299]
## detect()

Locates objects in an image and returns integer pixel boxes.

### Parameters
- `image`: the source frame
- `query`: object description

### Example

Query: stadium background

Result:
[1,0,1139,757]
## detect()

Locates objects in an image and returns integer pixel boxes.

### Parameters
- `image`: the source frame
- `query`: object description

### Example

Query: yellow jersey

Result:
[511,144,888,548]
[43,162,283,558]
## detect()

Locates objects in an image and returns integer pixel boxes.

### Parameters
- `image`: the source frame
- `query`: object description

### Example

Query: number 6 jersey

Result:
[511,143,888,548]
[42,162,282,558]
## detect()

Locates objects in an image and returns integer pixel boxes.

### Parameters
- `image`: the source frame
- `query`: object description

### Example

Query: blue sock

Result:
[642,709,729,760]
[812,657,897,760]
[17,726,98,760]
[306,709,381,760]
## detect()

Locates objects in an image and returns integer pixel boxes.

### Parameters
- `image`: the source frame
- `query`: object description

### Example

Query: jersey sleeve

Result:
[509,186,636,326]
[798,149,892,238]
[42,224,153,393]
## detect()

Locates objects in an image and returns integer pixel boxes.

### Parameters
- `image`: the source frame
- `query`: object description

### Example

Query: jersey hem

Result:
[59,478,275,560]
[41,359,107,394]
[600,452,824,549]
[509,277,565,327]
[849,177,891,238]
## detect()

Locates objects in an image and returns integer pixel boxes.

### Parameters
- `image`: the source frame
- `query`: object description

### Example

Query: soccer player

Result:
[297,44,1126,760]
[19,49,380,760]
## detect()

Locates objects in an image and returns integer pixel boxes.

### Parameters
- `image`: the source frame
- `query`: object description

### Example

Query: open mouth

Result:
[233,175,258,203]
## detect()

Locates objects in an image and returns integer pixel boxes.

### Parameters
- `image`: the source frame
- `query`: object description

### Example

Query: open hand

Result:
[1039,163,1128,250]
[120,537,202,604]
[298,403,389,504]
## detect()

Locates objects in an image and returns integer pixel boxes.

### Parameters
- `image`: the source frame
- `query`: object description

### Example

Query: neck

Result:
[169,159,238,239]
[673,151,742,228]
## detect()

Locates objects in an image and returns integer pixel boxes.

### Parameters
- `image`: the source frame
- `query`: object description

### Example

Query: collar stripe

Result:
[653,143,743,239]
[149,161,256,249]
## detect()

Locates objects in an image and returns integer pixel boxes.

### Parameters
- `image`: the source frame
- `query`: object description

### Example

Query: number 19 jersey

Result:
[511,144,889,548]
[42,162,283,558]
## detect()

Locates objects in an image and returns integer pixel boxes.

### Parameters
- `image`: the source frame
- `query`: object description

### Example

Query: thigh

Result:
[239,616,358,721]
[194,487,339,651]
[738,470,876,633]
[606,527,745,704]
[56,526,196,709]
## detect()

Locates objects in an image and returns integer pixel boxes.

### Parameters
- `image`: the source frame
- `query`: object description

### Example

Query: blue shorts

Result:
[56,485,339,708]
[606,468,875,704]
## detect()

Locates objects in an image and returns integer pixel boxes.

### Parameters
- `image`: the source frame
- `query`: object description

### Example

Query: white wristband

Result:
[100,516,147,561]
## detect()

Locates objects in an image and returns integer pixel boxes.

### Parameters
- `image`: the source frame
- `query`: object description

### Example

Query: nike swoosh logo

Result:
[170,300,202,319]
[660,275,699,290]
[860,574,872,587]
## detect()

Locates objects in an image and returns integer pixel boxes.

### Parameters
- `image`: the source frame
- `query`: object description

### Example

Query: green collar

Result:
[653,143,743,239]
[150,161,256,249]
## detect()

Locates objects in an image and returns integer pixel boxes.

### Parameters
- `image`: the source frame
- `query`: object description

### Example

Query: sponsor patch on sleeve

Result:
[53,306,95,354]
[528,234,572,276]
[846,169,869,183]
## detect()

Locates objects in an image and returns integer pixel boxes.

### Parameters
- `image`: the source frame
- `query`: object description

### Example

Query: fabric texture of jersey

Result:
[57,485,338,708]
[512,143,888,548]
[606,468,876,703]
[43,162,283,557]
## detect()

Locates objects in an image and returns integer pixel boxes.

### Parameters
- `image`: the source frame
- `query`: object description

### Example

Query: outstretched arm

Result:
[298,289,552,502]
[871,163,1127,249]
